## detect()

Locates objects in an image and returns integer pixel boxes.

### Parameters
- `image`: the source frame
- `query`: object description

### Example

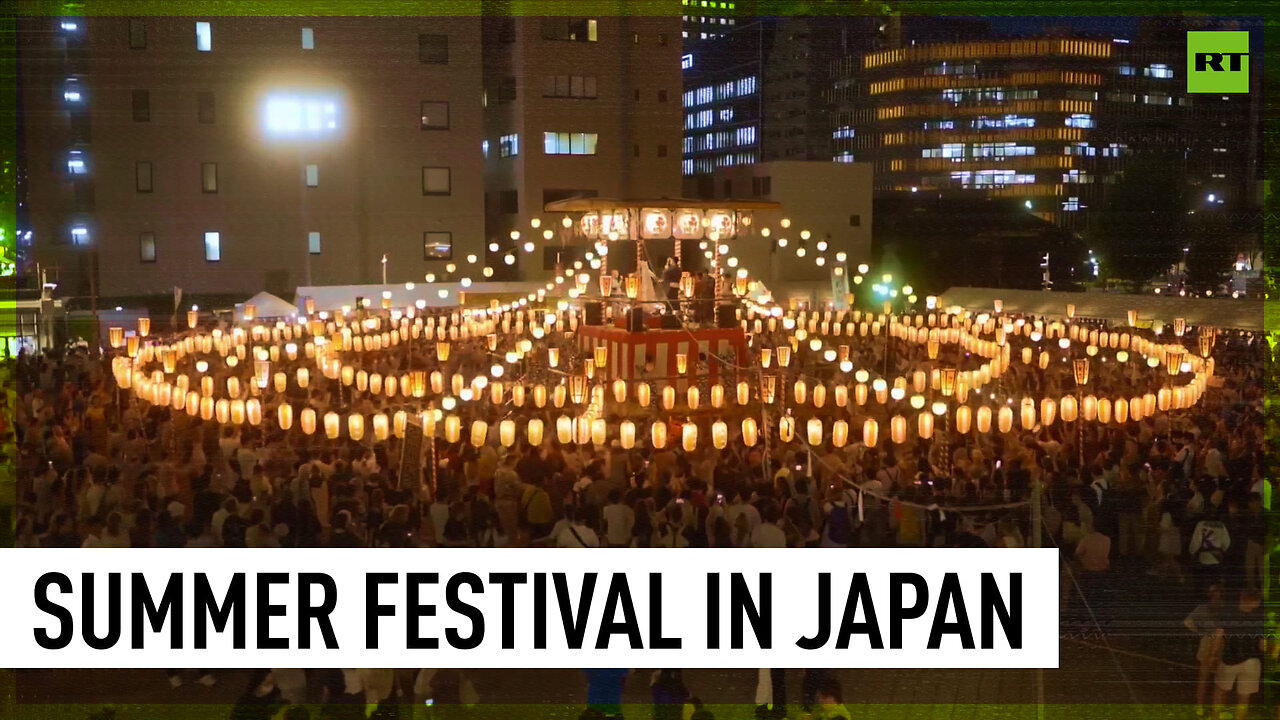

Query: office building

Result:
[681,0,752,42]
[480,11,684,279]
[19,15,486,298]
[831,19,1261,229]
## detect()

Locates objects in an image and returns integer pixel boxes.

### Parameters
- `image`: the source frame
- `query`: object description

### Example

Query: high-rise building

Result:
[18,10,686,298]
[19,15,486,298]
[680,0,752,42]
[681,16,882,195]
[830,19,1261,229]
[480,11,683,279]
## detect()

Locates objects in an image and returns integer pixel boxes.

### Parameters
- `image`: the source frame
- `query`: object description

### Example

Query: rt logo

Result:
[1187,31,1250,93]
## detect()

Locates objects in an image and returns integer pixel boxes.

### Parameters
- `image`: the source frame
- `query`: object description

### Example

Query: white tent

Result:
[235,291,297,322]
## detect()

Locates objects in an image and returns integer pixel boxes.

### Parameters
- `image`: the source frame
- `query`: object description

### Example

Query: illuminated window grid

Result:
[883,128,1086,145]
[877,99,1093,121]
[867,70,1102,96]
[863,39,1110,69]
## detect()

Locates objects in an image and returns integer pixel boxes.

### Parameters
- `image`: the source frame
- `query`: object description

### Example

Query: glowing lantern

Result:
[216,400,230,424]
[300,408,316,435]
[998,406,1013,433]
[662,386,676,410]
[637,382,651,407]
[976,405,992,433]
[831,420,849,448]
[1040,398,1056,427]
[527,418,544,446]
[807,418,823,446]
[855,383,868,405]
[779,416,795,442]
[1114,398,1129,424]
[324,411,340,439]
[794,380,807,405]
[737,381,750,405]
[138,317,151,337]
[556,416,573,444]
[682,423,698,452]
[1060,395,1078,423]
[651,422,668,449]
[620,420,636,449]
[676,353,688,374]
[863,418,879,448]
[469,420,488,448]
[443,415,461,443]
[613,379,628,404]
[742,418,759,447]
[915,413,931,441]
[394,411,408,438]
[1097,398,1112,424]
[812,384,827,409]
[711,384,725,408]
[955,406,972,434]
[437,342,451,362]
[687,386,700,410]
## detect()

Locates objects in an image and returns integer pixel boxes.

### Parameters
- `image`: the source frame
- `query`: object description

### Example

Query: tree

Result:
[1084,150,1189,291]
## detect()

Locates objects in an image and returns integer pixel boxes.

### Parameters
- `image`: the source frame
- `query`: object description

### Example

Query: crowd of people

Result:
[6,311,1273,719]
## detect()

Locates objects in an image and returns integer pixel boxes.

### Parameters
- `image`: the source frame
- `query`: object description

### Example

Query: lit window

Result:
[66,151,87,175]
[60,20,78,31]
[301,27,314,49]
[201,163,218,193]
[422,166,451,196]
[543,132,599,155]
[1065,113,1093,128]
[308,231,321,254]
[482,140,490,158]
[500,133,519,157]
[63,79,82,103]
[682,54,693,70]
[1144,63,1173,79]
[1143,93,1171,106]
[203,231,221,261]
[71,226,89,246]
[263,94,340,136]
[139,232,156,262]
[424,231,452,260]
[420,100,449,129]
[305,164,318,187]
[195,21,212,52]
[1118,64,1135,75]
[1062,196,1080,211]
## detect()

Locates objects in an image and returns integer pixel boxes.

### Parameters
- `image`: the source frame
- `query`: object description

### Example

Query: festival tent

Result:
[234,291,297,322]
[941,287,1265,331]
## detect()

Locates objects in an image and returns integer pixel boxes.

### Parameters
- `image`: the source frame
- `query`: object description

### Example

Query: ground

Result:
[4,559,1245,719]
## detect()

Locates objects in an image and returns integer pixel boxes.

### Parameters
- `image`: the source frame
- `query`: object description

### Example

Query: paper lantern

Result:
[779,416,795,442]
[637,382,651,408]
[834,385,848,408]
[613,379,628,404]
[442,414,461,443]
[1040,398,1056,427]
[776,345,791,367]
[1060,395,1078,423]
[831,420,848,448]
[620,420,636,449]
[275,403,293,430]
[711,384,725,408]
[591,418,607,446]
[356,370,369,392]
[651,422,668,449]
[806,418,823,446]
[527,418,544,446]
[1020,398,1036,429]
[676,353,688,374]
[737,381,750,405]
[1097,398,1112,424]
[687,386,700,410]
[109,326,124,348]
[470,420,488,448]
[246,399,262,426]
[742,418,758,447]
[998,406,1013,433]
[394,411,408,439]
[854,383,868,406]
[215,399,231,425]
[794,380,807,405]
[1081,395,1098,421]
[324,411,340,439]
[300,408,316,434]
[760,348,773,368]
[976,405,992,433]
[490,381,503,405]
[811,384,827,409]
[682,423,698,452]
[437,342,451,362]
[533,384,548,408]
[955,406,972,434]
[594,346,608,369]
[1114,398,1129,424]
[863,418,879,448]
[663,386,676,410]
[556,415,573,444]
[137,317,151,337]
[295,368,309,389]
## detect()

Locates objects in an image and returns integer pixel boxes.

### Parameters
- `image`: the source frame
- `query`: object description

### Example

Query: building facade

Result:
[831,23,1260,229]
[19,15,486,298]
[480,9,684,280]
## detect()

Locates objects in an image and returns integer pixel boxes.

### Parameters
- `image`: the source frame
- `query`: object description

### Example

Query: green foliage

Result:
[1083,151,1189,291]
